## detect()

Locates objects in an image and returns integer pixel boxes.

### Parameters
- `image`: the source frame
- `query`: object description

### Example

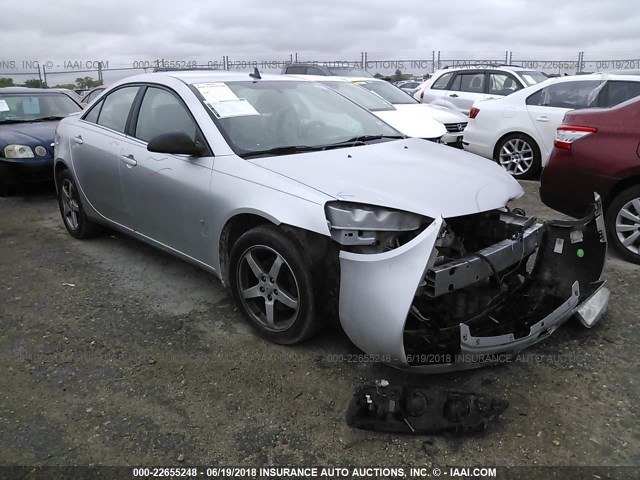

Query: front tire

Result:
[0,163,17,196]
[494,133,541,180]
[57,169,102,239]
[606,185,640,264]
[228,224,321,345]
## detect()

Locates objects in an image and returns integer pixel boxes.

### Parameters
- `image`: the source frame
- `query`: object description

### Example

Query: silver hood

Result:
[249,138,523,219]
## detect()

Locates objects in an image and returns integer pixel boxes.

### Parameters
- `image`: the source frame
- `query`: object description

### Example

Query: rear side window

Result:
[134,87,197,143]
[526,81,602,109]
[451,73,485,93]
[96,86,139,133]
[431,72,453,90]
[604,81,640,107]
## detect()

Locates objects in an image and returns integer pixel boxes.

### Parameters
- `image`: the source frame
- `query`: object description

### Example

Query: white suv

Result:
[414,66,547,115]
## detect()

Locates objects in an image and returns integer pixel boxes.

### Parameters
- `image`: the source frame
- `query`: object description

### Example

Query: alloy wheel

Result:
[236,245,300,332]
[615,197,640,255]
[61,179,80,231]
[499,138,534,176]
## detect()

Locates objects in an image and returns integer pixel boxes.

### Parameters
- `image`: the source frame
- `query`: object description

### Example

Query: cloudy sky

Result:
[1,0,638,82]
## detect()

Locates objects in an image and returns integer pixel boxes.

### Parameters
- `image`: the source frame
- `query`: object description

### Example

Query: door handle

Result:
[120,154,137,166]
[535,116,549,122]
[449,93,459,98]
[73,135,83,144]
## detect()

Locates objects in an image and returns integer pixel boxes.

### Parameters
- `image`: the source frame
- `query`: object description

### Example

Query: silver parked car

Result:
[54,71,609,372]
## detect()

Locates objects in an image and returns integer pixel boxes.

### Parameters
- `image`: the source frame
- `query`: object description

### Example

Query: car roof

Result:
[0,87,66,94]
[285,74,349,82]
[118,70,306,86]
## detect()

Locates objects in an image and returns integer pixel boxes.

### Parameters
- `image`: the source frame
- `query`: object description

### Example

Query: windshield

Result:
[320,81,395,112]
[353,80,418,105]
[520,71,548,86]
[0,93,81,122]
[193,80,401,157]
[326,67,372,77]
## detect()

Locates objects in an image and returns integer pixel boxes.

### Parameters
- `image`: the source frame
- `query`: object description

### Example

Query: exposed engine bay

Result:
[403,203,607,368]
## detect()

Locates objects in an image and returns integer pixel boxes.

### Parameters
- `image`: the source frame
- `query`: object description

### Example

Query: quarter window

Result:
[134,87,197,143]
[96,86,139,133]
[82,99,103,123]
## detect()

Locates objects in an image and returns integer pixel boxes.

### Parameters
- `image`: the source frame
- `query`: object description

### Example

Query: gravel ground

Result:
[0,180,638,470]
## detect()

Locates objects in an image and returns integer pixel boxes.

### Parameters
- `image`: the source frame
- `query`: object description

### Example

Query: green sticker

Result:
[577,248,585,258]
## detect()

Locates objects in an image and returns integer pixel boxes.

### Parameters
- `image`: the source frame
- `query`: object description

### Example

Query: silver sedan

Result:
[54,71,609,372]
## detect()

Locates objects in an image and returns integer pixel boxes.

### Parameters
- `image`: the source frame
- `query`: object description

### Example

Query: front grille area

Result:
[444,122,467,133]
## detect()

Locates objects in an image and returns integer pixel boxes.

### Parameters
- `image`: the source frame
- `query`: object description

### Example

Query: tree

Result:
[53,83,77,90]
[373,72,384,78]
[75,77,101,89]
[0,77,14,87]
[23,79,46,88]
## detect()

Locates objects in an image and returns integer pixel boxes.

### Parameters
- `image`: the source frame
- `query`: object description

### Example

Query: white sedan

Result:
[462,73,640,179]
[349,77,470,146]
[287,75,447,141]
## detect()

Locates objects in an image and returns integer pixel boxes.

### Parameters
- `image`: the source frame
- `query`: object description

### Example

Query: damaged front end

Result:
[335,195,609,372]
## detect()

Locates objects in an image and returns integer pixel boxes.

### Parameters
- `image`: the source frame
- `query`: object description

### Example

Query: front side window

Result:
[193,80,400,156]
[526,81,602,109]
[134,87,197,142]
[96,86,139,133]
[488,73,522,96]
[431,72,453,90]
[0,93,81,123]
[451,73,485,93]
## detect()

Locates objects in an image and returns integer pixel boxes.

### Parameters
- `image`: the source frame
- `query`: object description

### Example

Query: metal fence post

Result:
[42,65,47,87]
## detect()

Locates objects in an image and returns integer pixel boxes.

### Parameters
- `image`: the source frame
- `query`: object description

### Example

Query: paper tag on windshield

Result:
[0,99,10,112]
[207,99,260,118]
[194,82,239,103]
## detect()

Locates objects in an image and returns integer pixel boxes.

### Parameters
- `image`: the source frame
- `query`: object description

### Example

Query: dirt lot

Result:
[0,180,638,469]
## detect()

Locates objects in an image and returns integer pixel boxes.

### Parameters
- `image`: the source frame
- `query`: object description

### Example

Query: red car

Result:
[540,95,640,264]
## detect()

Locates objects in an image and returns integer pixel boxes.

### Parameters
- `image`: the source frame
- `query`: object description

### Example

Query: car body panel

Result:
[249,138,523,219]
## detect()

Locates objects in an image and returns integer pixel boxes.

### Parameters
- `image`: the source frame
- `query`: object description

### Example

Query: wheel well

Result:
[492,131,538,160]
[219,214,272,285]
[54,162,69,189]
[603,175,640,212]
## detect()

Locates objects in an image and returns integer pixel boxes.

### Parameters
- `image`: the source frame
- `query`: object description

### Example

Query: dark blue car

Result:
[0,88,82,195]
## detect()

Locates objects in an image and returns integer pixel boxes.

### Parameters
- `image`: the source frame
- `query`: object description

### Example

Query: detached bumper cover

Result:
[338,196,608,372]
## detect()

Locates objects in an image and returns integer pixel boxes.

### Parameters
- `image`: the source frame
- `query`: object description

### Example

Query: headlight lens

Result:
[325,201,432,252]
[4,144,35,158]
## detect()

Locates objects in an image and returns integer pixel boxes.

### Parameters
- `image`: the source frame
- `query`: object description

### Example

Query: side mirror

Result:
[147,131,205,156]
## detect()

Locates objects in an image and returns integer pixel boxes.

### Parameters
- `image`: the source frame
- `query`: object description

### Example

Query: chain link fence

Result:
[1,51,639,88]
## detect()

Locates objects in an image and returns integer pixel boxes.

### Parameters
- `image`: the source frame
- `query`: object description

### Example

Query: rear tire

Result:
[606,185,640,264]
[57,169,102,239]
[228,224,321,345]
[494,133,541,180]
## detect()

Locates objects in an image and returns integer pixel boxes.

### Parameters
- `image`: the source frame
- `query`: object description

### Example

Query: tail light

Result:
[419,90,424,102]
[469,107,480,119]
[554,125,597,150]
